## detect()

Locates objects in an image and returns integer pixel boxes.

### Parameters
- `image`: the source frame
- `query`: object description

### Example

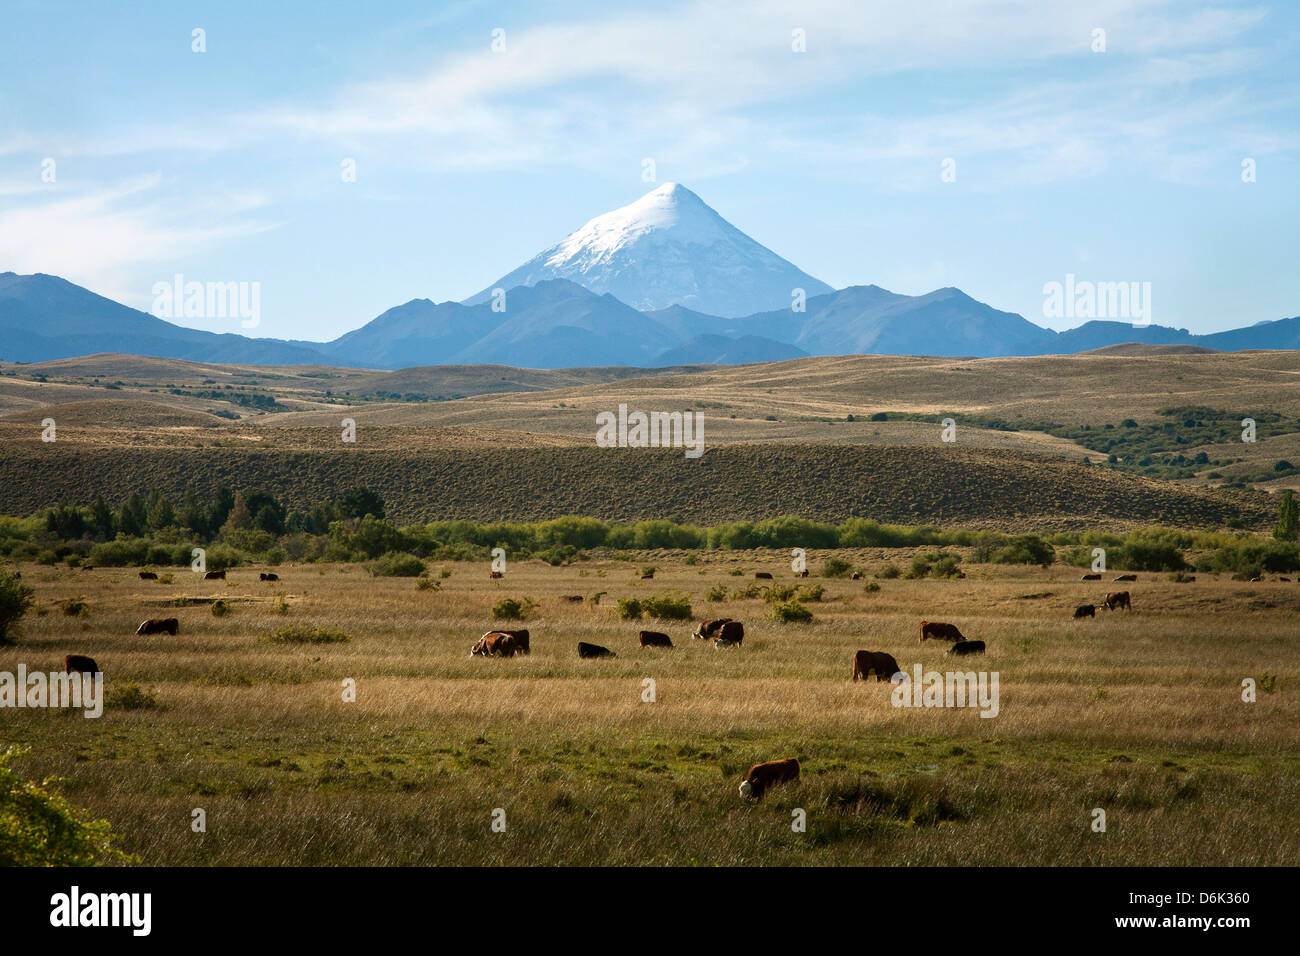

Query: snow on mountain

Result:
[466,183,833,317]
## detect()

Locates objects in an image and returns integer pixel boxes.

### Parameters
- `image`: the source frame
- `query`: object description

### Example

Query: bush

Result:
[705,584,728,602]
[990,535,1054,565]
[863,581,881,593]
[59,597,90,617]
[106,683,161,710]
[877,563,901,580]
[368,551,425,577]
[492,598,531,621]
[0,746,137,865]
[770,599,813,623]
[643,594,692,620]
[821,557,853,578]
[211,599,232,617]
[617,598,643,620]
[0,569,34,644]
[268,625,350,644]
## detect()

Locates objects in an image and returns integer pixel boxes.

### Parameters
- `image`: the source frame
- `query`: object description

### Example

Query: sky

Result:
[0,0,1296,342]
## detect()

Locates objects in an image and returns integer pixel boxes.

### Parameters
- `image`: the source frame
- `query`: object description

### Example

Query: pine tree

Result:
[220,491,254,536]
[1275,489,1299,542]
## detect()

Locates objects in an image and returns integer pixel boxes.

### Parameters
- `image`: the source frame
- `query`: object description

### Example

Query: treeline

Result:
[2,497,1298,577]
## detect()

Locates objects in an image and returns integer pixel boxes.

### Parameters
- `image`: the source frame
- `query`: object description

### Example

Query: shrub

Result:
[821,557,853,578]
[59,597,90,617]
[863,581,881,593]
[106,683,160,710]
[729,568,744,576]
[617,598,643,620]
[211,599,231,617]
[797,584,825,601]
[1168,570,1196,583]
[0,746,137,865]
[705,584,728,602]
[770,599,813,623]
[877,564,901,580]
[268,625,350,644]
[416,576,439,591]
[0,569,34,644]
[492,598,531,621]
[990,535,1054,565]
[643,594,692,620]
[368,551,425,577]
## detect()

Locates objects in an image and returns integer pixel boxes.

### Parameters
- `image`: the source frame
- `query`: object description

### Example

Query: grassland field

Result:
[3,550,1297,866]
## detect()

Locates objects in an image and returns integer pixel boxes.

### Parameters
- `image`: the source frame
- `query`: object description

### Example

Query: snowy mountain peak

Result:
[467,183,834,317]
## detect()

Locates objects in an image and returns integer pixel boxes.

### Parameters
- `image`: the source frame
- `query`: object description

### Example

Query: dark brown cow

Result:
[138,571,158,580]
[946,640,986,656]
[1073,604,1096,619]
[136,617,179,636]
[639,630,673,648]
[755,572,773,580]
[796,569,809,578]
[470,632,519,657]
[562,594,584,602]
[1104,591,1132,611]
[578,641,615,659]
[489,570,504,579]
[693,617,733,640]
[919,620,965,643]
[739,758,800,798]
[259,572,279,582]
[1080,572,1102,581]
[64,654,98,675]
[204,569,226,580]
[490,628,530,654]
[1114,574,1137,582]
[640,570,655,580]
[713,620,744,648]
[852,650,901,682]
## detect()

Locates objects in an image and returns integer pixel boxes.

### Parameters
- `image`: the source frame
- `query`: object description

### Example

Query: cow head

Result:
[739,780,755,798]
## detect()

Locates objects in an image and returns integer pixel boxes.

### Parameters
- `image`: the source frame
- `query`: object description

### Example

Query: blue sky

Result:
[1,0,1296,341]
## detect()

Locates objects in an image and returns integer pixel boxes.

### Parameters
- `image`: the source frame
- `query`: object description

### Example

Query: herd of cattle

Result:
[44,562,1165,801]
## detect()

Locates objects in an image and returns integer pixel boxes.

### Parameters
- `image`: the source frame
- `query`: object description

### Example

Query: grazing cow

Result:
[136,617,179,636]
[64,654,98,675]
[138,571,158,580]
[260,572,279,582]
[1249,576,1262,583]
[1281,577,1292,582]
[491,628,529,654]
[692,618,733,640]
[578,641,615,659]
[639,630,673,648]
[562,595,584,602]
[470,632,519,657]
[713,620,744,648]
[850,572,861,580]
[204,569,226,580]
[796,569,809,578]
[489,571,504,579]
[1073,604,1096,619]
[1114,574,1137,582]
[81,565,94,571]
[1081,573,1102,581]
[755,572,773,580]
[738,758,800,799]
[1104,591,1131,611]
[919,621,965,643]
[947,640,986,656]
[1038,563,1051,570]
[641,570,655,580]
[852,650,901,682]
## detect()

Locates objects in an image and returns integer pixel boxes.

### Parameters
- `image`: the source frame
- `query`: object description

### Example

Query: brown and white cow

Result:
[470,632,519,657]
[489,570,504,579]
[136,617,179,636]
[1114,574,1137,582]
[693,618,733,640]
[739,758,800,798]
[919,621,965,643]
[852,650,901,682]
[260,572,279,582]
[1104,591,1132,611]
[1080,573,1102,581]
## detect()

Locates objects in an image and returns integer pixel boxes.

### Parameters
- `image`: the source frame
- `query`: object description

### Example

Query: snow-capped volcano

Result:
[466,183,833,317]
